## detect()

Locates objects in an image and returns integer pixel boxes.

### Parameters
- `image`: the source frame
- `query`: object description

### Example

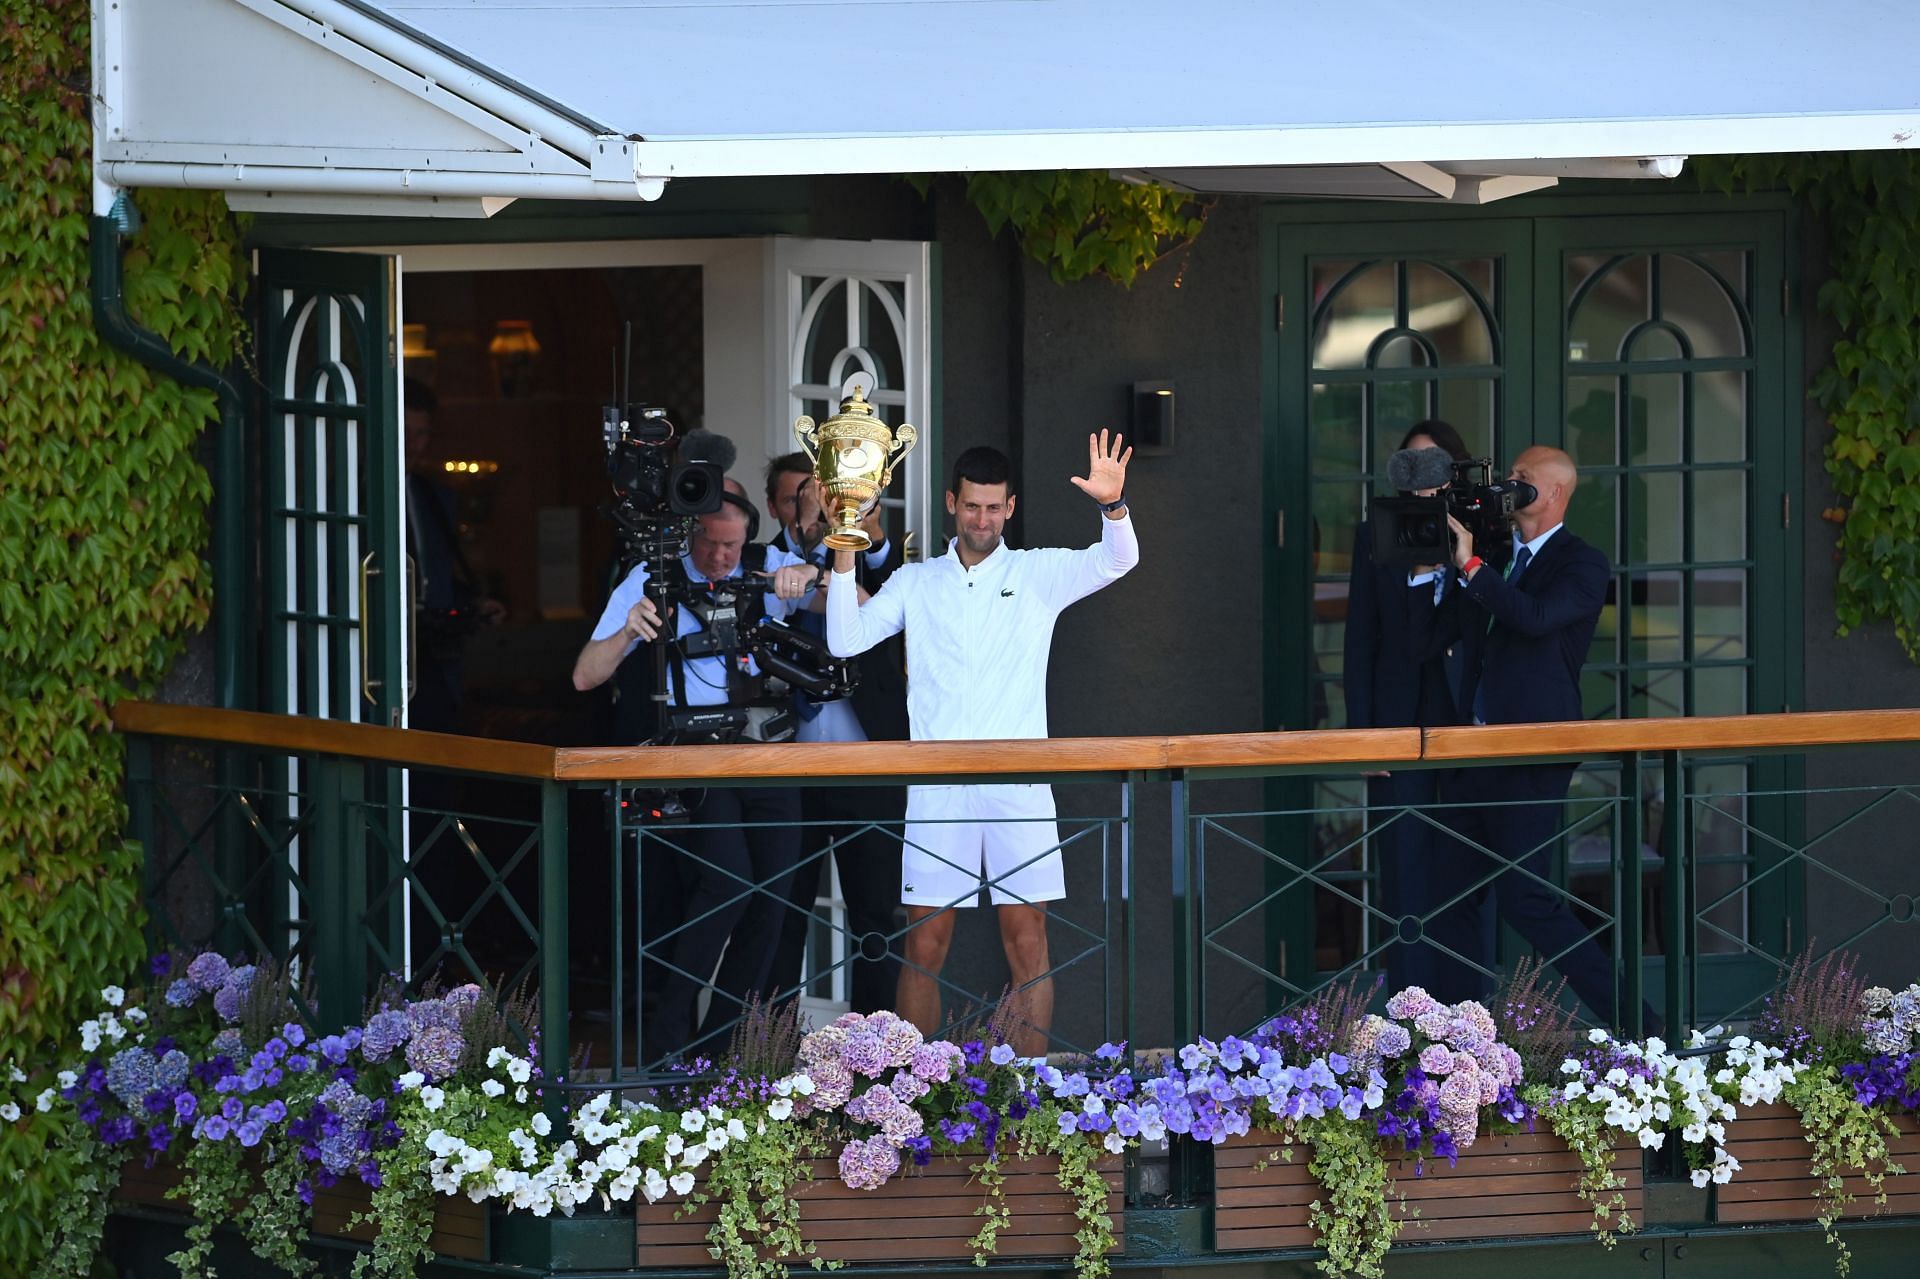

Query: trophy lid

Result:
[814,382,896,443]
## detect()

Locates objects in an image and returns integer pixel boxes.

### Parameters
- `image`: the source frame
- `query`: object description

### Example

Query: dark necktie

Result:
[1471,544,1537,723]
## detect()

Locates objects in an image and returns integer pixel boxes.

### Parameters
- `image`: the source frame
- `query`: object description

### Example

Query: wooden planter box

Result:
[114,1156,489,1261]
[633,1154,1125,1266]
[1214,1129,1643,1252]
[1716,1102,1920,1225]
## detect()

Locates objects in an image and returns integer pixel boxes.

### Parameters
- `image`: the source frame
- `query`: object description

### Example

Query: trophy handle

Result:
[794,416,820,466]
[885,423,919,478]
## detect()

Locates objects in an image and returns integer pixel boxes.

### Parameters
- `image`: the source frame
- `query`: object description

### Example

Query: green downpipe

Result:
[89,214,248,710]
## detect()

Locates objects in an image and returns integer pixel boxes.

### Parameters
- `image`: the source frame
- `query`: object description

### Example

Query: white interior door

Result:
[769,238,934,559]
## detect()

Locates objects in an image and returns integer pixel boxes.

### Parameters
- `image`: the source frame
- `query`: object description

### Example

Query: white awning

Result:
[94,0,1920,216]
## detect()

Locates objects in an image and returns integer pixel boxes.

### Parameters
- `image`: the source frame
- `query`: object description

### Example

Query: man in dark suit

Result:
[765,456,910,1014]
[1434,445,1631,1026]
[1344,422,1484,996]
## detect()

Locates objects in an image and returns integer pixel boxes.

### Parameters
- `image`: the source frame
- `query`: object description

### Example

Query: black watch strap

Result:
[1098,494,1128,513]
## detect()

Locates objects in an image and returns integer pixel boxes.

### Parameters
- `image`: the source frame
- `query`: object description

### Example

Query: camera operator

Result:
[572,478,823,1059]
[762,457,909,1015]
[1433,446,1652,1031]
[1345,420,1487,997]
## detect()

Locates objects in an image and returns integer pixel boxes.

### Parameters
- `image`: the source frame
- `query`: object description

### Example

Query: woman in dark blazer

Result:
[1343,419,1484,996]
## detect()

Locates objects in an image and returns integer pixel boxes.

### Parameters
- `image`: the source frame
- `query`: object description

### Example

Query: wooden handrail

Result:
[111,700,1920,783]
[111,701,561,778]
[1421,709,1920,760]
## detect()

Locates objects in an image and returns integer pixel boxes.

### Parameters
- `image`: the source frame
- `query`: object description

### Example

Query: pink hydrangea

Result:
[808,1061,854,1111]
[910,1041,961,1082]
[879,1105,925,1144]
[842,1028,889,1078]
[837,1135,901,1191]
[799,1025,849,1068]
[1417,1044,1455,1076]
[1385,986,1438,1020]
[890,1073,930,1104]
[878,1016,924,1066]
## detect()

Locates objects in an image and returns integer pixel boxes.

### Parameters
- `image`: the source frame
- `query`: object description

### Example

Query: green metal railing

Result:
[117,704,1920,1112]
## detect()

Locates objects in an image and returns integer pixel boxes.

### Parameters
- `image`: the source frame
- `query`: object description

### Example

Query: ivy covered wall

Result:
[0,0,248,1265]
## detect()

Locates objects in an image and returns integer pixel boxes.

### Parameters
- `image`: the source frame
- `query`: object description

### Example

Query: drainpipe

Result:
[90,210,249,710]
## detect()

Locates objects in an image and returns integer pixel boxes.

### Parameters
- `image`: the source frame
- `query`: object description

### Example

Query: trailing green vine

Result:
[1011,1109,1119,1279]
[966,1154,1011,1263]
[1697,152,1920,660]
[166,1139,252,1277]
[39,1122,122,1278]
[1530,1084,1637,1246]
[0,0,248,1268]
[1783,1066,1907,1277]
[911,172,1209,285]
[689,1114,819,1278]
[354,1131,437,1279]
[237,1141,318,1276]
[1300,1118,1398,1279]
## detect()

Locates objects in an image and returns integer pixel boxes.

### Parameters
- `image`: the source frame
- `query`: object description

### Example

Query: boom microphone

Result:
[679,428,738,473]
[1386,446,1456,493]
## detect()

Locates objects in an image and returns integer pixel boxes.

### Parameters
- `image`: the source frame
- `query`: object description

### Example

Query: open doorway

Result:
[401,264,705,746]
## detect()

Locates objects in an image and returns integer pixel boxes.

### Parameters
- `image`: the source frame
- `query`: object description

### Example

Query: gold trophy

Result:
[794,384,917,552]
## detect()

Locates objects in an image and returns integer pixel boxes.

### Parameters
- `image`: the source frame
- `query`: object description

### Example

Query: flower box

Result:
[1213,1130,1643,1251]
[1715,1102,1920,1225]
[631,1153,1125,1266]
[112,1157,490,1261]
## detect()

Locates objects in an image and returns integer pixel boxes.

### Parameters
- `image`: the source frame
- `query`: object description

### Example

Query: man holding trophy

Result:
[816,405,1138,1055]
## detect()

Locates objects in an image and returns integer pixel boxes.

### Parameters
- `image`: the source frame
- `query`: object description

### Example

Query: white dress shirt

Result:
[826,514,1139,741]
[590,549,807,706]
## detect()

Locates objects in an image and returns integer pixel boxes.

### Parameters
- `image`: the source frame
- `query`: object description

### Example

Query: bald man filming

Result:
[1430,446,1649,1031]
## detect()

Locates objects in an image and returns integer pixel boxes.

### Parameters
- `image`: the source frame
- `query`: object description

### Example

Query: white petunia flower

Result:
[36,1089,56,1113]
[669,1170,695,1196]
[531,1112,552,1137]
[101,986,124,1008]
[767,1097,793,1121]
[482,1079,507,1098]
[398,1071,426,1090]
[421,1086,447,1111]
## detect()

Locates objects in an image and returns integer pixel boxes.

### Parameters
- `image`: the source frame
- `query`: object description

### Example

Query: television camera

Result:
[1368,447,1539,570]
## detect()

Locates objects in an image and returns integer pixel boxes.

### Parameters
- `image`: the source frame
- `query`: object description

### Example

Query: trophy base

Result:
[822,529,872,552]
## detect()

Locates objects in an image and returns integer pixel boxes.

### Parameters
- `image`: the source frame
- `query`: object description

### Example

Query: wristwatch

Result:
[1097,494,1128,514]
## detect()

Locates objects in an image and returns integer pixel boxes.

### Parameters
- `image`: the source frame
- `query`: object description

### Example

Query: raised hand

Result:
[1068,429,1132,506]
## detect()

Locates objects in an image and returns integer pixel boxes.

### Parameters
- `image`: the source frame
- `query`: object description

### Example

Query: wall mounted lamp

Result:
[1130,380,1175,454]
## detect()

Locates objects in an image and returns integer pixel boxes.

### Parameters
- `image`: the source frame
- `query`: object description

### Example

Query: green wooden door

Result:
[1534,214,1795,1023]
[258,249,404,726]
[254,249,404,1000]
[1265,219,1534,992]
[1263,207,1796,1019]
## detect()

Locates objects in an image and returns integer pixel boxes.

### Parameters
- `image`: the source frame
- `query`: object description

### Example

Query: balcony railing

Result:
[115,702,1920,1102]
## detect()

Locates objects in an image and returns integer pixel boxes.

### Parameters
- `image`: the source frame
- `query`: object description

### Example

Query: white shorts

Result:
[901,784,1065,907]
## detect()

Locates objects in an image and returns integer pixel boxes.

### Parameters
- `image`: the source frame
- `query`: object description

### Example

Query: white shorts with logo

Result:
[901,783,1065,907]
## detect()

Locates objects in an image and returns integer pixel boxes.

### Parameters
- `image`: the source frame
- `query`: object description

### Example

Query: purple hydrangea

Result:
[841,1029,888,1078]
[359,1010,410,1063]
[164,979,199,1008]
[210,1028,246,1062]
[186,952,231,993]
[105,1048,158,1107]
[405,999,460,1034]
[404,1025,464,1080]
[154,1050,191,1092]
[213,982,249,1023]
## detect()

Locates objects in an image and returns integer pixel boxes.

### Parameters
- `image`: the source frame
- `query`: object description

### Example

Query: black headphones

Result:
[717,489,761,543]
